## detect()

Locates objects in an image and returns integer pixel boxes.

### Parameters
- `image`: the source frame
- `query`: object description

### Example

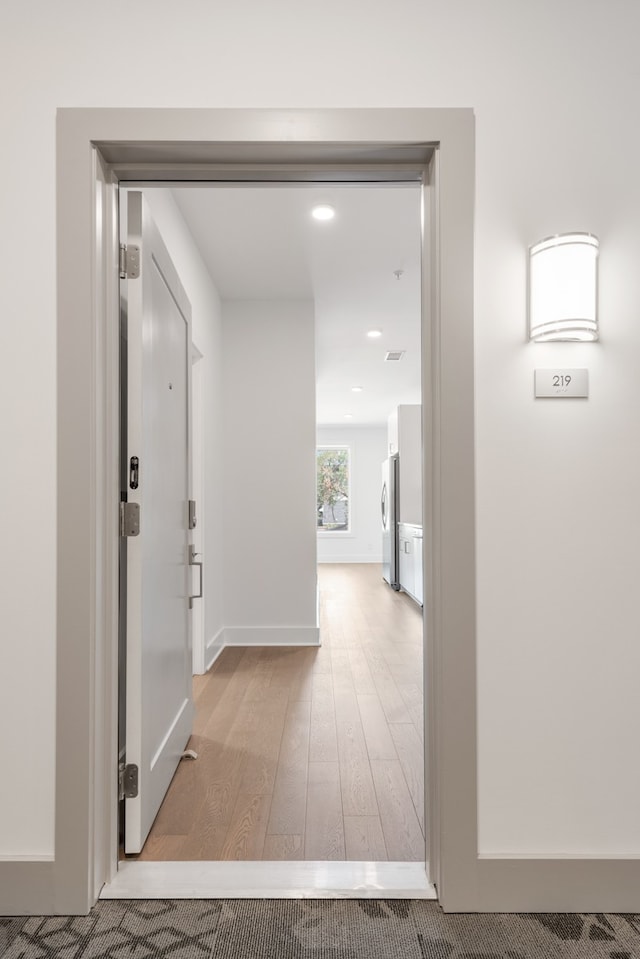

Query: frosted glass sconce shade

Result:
[529,233,599,342]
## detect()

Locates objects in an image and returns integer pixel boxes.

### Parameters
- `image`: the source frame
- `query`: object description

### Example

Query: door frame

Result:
[190,342,206,675]
[2,106,634,917]
[2,108,480,915]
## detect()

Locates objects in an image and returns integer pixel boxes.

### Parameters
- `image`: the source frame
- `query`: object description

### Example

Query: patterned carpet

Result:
[2,900,640,958]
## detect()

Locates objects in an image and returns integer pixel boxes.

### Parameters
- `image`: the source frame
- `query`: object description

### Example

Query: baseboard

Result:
[0,861,55,915]
[224,626,320,647]
[203,625,320,672]
[204,627,225,671]
[317,556,382,564]
[472,857,640,913]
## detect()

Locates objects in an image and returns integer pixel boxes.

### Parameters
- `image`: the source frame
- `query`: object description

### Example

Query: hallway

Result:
[133,563,425,862]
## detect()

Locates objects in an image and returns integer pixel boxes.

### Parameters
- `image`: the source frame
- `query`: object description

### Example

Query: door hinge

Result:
[119,762,139,800]
[129,456,139,490]
[120,501,140,537]
[119,243,140,279]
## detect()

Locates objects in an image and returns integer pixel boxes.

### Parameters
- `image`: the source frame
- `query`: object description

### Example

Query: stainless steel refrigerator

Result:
[381,454,400,589]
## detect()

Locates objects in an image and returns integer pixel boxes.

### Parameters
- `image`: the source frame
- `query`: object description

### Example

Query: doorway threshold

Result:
[100,860,436,900]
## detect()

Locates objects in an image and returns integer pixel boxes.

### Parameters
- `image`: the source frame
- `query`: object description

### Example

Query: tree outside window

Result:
[317,447,350,532]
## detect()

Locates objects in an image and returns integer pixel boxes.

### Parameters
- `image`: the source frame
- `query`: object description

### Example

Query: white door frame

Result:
[0,106,632,917]
[190,342,206,675]
[1,108,482,915]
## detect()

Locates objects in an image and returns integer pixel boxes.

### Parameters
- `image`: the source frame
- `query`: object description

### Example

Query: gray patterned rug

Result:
[2,900,640,958]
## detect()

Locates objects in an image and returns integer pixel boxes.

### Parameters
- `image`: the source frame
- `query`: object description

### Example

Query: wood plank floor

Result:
[133,563,425,862]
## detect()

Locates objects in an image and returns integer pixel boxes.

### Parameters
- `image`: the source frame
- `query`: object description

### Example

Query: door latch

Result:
[129,456,139,490]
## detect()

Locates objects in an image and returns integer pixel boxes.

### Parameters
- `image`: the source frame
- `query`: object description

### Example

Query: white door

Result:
[122,191,195,854]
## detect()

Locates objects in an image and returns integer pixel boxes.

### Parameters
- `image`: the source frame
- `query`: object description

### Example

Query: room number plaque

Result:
[534,368,588,398]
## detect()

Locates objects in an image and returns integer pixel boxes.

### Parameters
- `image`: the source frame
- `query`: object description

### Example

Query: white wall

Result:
[138,189,226,670]
[317,426,386,563]
[222,300,318,642]
[2,0,640,858]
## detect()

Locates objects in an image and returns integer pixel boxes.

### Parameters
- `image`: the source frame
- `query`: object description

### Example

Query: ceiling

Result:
[172,183,422,426]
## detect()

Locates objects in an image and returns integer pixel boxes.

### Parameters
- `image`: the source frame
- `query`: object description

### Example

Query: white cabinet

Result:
[388,404,422,525]
[413,528,423,606]
[387,408,399,455]
[389,404,423,605]
[398,525,413,595]
[398,522,423,606]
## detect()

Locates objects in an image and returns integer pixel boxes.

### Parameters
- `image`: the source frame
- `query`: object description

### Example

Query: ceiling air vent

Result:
[384,350,405,362]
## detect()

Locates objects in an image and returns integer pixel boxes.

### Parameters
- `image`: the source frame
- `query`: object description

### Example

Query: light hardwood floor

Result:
[134,563,425,862]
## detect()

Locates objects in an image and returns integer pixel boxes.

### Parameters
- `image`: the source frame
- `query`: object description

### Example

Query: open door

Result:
[121,191,195,854]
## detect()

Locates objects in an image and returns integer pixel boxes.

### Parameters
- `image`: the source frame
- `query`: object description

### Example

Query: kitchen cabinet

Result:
[413,527,423,605]
[388,404,422,526]
[398,522,423,606]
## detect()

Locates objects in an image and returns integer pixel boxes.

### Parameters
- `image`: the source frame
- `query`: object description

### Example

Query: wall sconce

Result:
[529,233,599,342]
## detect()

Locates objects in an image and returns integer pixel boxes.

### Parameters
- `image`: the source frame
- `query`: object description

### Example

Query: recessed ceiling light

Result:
[351,386,363,393]
[344,413,353,419]
[311,204,336,221]
[367,329,383,338]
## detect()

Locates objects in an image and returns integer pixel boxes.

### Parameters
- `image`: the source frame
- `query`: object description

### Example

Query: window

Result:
[317,446,350,532]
